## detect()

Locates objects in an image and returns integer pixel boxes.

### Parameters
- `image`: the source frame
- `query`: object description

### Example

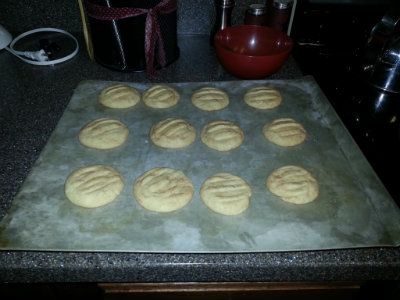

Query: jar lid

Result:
[247,4,267,16]
[219,0,235,8]
[273,0,293,10]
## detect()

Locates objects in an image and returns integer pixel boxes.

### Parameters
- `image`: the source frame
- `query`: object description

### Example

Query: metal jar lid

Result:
[217,0,235,8]
[246,4,267,16]
[273,0,293,10]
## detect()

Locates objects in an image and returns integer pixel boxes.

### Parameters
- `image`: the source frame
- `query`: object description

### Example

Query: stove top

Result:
[294,45,400,204]
[291,1,400,204]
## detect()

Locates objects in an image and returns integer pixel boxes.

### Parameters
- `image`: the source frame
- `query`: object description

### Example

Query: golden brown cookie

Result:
[201,120,244,151]
[99,84,141,108]
[263,118,306,147]
[150,118,196,149]
[266,165,319,204]
[244,86,282,109]
[133,167,194,213]
[78,118,129,150]
[143,85,179,108]
[65,165,124,208]
[191,87,229,111]
[201,173,251,215]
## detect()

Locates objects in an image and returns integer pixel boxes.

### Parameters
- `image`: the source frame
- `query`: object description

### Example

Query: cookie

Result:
[65,165,124,208]
[266,165,319,204]
[78,118,129,150]
[201,173,251,215]
[143,85,179,108]
[150,118,196,149]
[191,87,229,111]
[244,86,282,109]
[133,167,194,213]
[201,120,244,151]
[99,84,141,108]
[263,118,306,147]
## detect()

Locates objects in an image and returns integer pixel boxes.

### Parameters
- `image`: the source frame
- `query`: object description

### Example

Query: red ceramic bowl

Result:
[214,25,294,79]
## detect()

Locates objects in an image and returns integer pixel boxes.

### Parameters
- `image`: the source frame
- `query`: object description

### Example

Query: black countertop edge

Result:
[1,247,399,283]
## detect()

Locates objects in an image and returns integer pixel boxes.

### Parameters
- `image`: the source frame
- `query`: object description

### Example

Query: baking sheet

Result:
[1,76,400,252]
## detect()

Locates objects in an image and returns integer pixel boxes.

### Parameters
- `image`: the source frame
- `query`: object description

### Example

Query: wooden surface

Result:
[99,282,361,300]
[2,281,399,299]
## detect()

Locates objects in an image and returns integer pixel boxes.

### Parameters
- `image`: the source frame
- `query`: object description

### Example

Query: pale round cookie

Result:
[150,118,196,149]
[191,87,229,111]
[201,120,244,151]
[263,118,306,147]
[143,85,179,108]
[133,167,194,213]
[244,86,282,109]
[65,165,124,208]
[79,118,129,150]
[201,173,251,215]
[99,84,141,108]
[266,165,319,204]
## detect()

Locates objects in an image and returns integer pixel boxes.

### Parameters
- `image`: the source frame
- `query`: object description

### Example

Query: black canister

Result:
[84,0,179,73]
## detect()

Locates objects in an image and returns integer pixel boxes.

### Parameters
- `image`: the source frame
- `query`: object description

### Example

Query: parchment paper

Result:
[1,76,399,252]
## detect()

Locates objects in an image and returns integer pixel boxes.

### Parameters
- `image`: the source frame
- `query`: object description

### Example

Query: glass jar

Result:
[244,4,268,26]
[266,0,293,32]
[210,0,235,45]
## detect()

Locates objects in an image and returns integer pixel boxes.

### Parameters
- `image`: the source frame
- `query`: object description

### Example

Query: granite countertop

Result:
[0,34,399,283]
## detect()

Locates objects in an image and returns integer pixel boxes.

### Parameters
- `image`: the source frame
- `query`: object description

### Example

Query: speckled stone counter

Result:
[0,34,399,283]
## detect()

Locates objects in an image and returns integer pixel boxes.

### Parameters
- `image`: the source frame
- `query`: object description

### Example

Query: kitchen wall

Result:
[0,0,266,35]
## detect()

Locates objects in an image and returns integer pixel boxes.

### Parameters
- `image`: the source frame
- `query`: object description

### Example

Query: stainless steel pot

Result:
[369,34,400,93]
